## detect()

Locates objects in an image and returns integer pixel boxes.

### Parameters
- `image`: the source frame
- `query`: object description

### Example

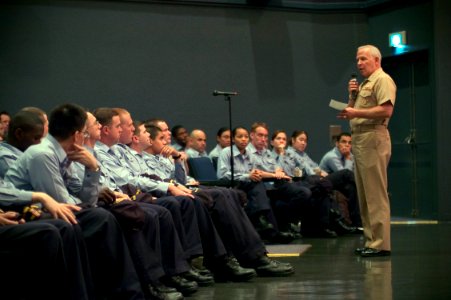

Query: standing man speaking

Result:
[338,45,396,257]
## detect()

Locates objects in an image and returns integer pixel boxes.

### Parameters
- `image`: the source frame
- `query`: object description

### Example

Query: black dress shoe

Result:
[191,264,213,277]
[331,219,358,235]
[190,256,213,277]
[354,247,367,255]
[160,276,198,296]
[360,248,391,257]
[211,256,257,282]
[255,215,274,232]
[266,231,296,244]
[350,227,364,234]
[147,282,184,300]
[289,222,301,234]
[181,268,214,287]
[242,255,295,277]
[322,228,338,238]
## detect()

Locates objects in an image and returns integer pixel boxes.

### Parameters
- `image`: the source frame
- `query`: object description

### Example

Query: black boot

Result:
[241,255,295,277]
[159,276,198,296]
[146,282,184,300]
[210,256,257,282]
[181,268,214,287]
[329,209,358,235]
[254,214,274,232]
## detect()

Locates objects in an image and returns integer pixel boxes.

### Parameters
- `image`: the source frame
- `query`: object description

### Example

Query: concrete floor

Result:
[190,222,451,300]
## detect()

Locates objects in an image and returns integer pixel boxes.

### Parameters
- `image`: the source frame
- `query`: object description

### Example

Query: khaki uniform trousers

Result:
[352,125,391,251]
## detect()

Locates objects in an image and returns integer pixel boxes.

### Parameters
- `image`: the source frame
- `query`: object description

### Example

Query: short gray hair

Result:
[358,44,382,61]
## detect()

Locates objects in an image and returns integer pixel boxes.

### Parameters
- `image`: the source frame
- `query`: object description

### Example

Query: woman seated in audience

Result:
[208,127,231,168]
[216,127,295,243]
[270,130,360,237]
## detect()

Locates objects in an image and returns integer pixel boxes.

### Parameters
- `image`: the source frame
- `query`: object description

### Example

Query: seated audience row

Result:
[0,105,295,300]
[183,124,362,239]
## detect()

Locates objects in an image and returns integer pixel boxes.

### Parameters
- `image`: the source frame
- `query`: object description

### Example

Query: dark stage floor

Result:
[190,222,451,300]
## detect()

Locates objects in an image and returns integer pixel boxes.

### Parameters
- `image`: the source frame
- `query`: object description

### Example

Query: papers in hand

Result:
[329,99,348,111]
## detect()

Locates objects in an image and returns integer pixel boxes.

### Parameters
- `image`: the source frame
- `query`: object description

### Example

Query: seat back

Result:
[187,157,218,181]
[187,157,234,187]
[211,156,219,172]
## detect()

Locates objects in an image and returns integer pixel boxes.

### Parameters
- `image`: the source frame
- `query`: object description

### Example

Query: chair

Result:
[187,157,233,187]
[211,156,219,172]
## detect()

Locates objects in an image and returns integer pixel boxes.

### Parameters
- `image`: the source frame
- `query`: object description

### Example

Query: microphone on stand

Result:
[212,90,239,96]
[212,89,237,185]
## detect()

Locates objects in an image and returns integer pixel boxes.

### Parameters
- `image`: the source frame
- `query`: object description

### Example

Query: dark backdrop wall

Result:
[0,0,367,161]
[1,0,449,220]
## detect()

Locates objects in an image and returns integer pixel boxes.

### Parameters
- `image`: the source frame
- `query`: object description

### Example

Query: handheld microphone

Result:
[350,74,358,100]
[212,90,238,96]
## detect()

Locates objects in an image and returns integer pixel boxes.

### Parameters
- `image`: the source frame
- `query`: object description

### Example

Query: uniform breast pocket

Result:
[358,90,376,108]
[360,90,372,98]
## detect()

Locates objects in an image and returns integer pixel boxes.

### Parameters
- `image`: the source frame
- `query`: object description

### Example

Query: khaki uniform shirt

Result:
[350,68,397,127]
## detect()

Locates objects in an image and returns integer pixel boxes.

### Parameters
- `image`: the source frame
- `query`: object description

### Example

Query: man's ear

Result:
[101,125,109,135]
[375,56,381,65]
[14,128,24,140]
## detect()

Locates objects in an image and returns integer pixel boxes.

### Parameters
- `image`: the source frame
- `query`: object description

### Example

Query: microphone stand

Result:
[225,94,234,186]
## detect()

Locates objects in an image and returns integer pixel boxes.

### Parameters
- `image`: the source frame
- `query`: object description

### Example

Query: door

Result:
[382,50,436,219]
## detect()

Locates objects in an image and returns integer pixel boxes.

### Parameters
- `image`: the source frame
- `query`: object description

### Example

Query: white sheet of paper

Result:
[329,99,348,111]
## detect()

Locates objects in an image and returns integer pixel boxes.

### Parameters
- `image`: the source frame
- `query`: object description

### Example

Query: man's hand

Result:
[348,78,359,100]
[337,107,357,120]
[168,184,194,199]
[249,169,262,182]
[0,211,24,226]
[114,191,131,203]
[274,169,290,180]
[160,145,178,158]
[98,188,116,206]
[186,180,199,187]
[67,144,99,171]
[160,145,187,161]
[176,184,193,194]
[34,192,80,224]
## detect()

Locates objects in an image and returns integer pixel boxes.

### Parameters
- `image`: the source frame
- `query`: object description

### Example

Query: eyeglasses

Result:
[88,120,100,128]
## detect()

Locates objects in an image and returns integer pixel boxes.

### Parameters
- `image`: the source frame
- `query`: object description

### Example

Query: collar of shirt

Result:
[231,145,247,159]
[46,134,68,166]
[246,143,261,155]
[84,145,94,155]
[0,142,24,158]
[94,140,111,153]
[333,147,343,158]
[294,148,306,157]
[366,67,383,83]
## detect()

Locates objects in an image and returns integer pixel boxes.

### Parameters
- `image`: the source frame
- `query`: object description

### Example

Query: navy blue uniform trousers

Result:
[75,207,144,300]
[1,219,93,300]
